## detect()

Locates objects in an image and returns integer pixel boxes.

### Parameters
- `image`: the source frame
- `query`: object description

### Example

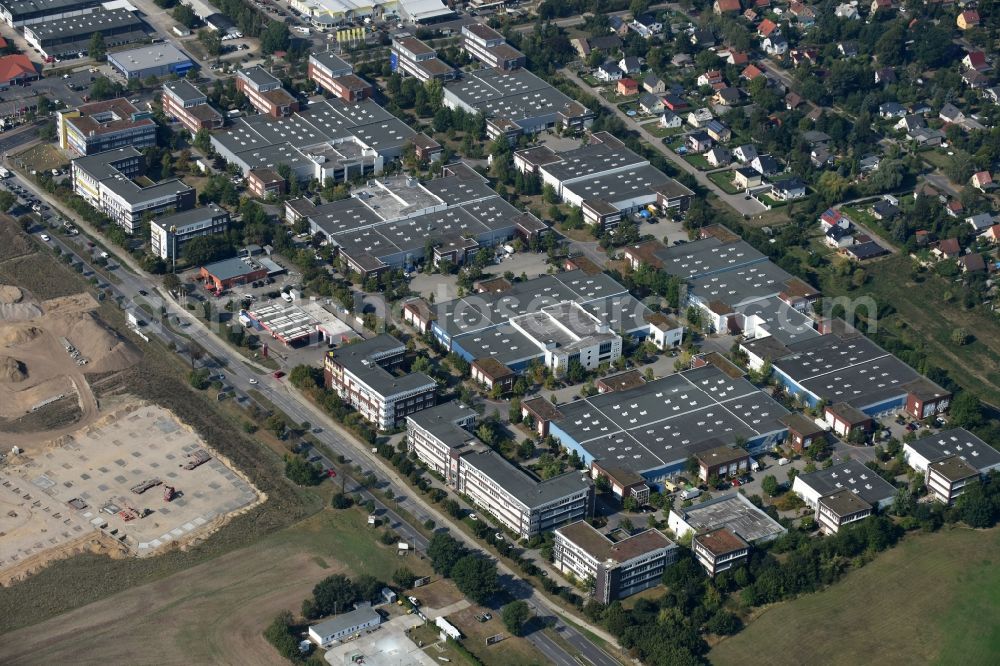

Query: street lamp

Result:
[170,224,177,273]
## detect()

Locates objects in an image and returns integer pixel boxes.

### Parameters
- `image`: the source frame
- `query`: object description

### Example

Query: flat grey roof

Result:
[650,236,768,280]
[310,607,380,639]
[150,204,227,232]
[444,67,589,125]
[553,365,789,474]
[738,296,819,346]
[329,334,435,398]
[540,139,646,184]
[406,401,478,448]
[163,79,206,104]
[240,66,279,88]
[563,165,671,207]
[311,50,352,75]
[906,428,1000,472]
[203,256,263,280]
[1,0,101,18]
[460,449,591,509]
[795,459,896,506]
[689,260,794,309]
[108,43,192,72]
[24,7,142,41]
[673,492,786,543]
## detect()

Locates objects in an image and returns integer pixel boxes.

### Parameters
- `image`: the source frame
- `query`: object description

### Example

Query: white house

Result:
[659,111,682,128]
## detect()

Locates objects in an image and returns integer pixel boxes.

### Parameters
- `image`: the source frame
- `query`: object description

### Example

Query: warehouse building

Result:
[199,256,270,291]
[23,7,147,60]
[149,204,230,261]
[236,66,299,118]
[553,521,677,602]
[407,403,593,539]
[0,0,103,28]
[71,146,195,233]
[309,51,372,103]
[308,606,381,646]
[443,66,594,141]
[791,459,897,511]
[209,97,415,185]
[324,334,436,430]
[546,364,789,487]
[162,79,223,135]
[284,162,546,278]
[903,428,1000,504]
[747,327,951,424]
[430,269,683,377]
[108,43,194,80]
[513,132,691,228]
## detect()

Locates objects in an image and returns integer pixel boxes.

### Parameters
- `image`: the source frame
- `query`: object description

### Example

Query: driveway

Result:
[559,68,767,218]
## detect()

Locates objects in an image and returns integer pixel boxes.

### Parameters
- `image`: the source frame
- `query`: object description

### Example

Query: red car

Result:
[273,370,285,379]
[325,469,337,478]
[730,478,741,487]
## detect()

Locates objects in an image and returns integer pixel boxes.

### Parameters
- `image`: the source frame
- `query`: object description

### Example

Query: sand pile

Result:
[0,324,42,347]
[0,356,27,382]
[0,286,24,304]
[0,285,42,322]
[54,313,140,374]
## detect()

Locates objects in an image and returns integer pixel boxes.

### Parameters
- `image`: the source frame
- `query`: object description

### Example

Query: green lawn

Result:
[711,527,1000,666]
[684,154,711,170]
[708,170,740,194]
[640,121,683,138]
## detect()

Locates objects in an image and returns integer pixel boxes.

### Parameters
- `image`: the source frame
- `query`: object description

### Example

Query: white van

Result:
[777,457,791,466]
[680,488,702,500]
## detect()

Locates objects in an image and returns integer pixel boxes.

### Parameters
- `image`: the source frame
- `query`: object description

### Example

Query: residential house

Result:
[630,14,663,39]
[910,127,946,146]
[835,2,859,19]
[608,16,629,37]
[672,53,694,68]
[663,94,688,111]
[825,224,855,248]
[945,199,965,218]
[843,241,889,261]
[879,102,906,119]
[820,208,849,231]
[789,48,818,67]
[705,146,732,167]
[790,1,816,25]
[618,56,643,75]
[981,224,1000,243]
[687,131,713,153]
[963,51,988,71]
[705,119,731,143]
[785,92,803,110]
[984,87,1000,104]
[596,61,623,82]
[931,238,962,260]
[958,253,987,274]
[763,35,788,56]
[838,42,858,57]
[972,171,994,191]
[714,0,742,14]
[875,67,896,85]
[642,72,666,94]
[727,51,749,66]
[770,177,807,201]
[714,87,741,106]
[958,10,981,30]
[733,144,758,163]
[895,114,926,133]
[757,19,779,38]
[697,70,724,88]
[871,200,899,220]
[639,93,665,115]
[870,0,893,13]
[963,70,989,89]
[659,110,682,128]
[733,166,762,189]
[741,64,765,80]
[967,212,995,232]
[859,154,881,172]
[939,103,965,124]
[810,147,834,168]
[751,154,780,176]
[687,107,714,127]
[617,78,639,96]
[803,130,831,146]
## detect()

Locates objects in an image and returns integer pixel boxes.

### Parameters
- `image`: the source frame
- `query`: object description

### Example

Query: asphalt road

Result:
[0,123,41,157]
[8,169,622,666]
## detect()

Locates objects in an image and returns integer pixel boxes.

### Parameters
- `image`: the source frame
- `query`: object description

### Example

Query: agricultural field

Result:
[710,527,1000,666]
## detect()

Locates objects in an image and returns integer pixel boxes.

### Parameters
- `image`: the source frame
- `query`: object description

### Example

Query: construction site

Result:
[0,402,262,584]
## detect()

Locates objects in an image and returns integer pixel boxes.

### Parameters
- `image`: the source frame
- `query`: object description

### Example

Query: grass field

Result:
[14,143,69,174]
[711,527,1000,666]
[708,170,740,194]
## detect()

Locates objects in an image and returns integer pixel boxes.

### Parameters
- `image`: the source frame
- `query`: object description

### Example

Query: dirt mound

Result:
[0,324,42,347]
[0,285,23,304]
[53,313,140,374]
[0,355,27,382]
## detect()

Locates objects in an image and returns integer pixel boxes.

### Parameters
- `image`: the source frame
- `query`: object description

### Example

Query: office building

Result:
[553,521,677,602]
[547,365,789,487]
[108,43,194,80]
[309,51,373,103]
[57,97,156,156]
[667,492,787,543]
[307,606,381,646]
[149,204,230,261]
[692,528,749,576]
[407,403,593,539]
[285,162,547,278]
[236,66,300,118]
[210,97,415,185]
[461,23,525,71]
[391,35,456,83]
[23,7,147,60]
[904,428,1000,504]
[443,67,594,141]
[816,490,873,534]
[791,459,897,510]
[430,269,683,378]
[162,79,223,135]
[71,146,195,233]
[323,334,436,430]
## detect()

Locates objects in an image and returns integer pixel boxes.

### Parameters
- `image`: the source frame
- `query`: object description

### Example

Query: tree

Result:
[761,474,779,497]
[450,555,499,604]
[955,483,995,528]
[171,3,196,28]
[310,574,358,617]
[263,611,299,660]
[392,567,416,589]
[427,532,467,577]
[331,492,353,509]
[502,600,531,637]
[89,76,120,101]
[261,22,290,54]
[182,235,233,265]
[951,328,971,346]
[0,190,16,212]
[284,455,323,486]
[198,29,222,56]
[89,32,106,61]
[193,128,212,154]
